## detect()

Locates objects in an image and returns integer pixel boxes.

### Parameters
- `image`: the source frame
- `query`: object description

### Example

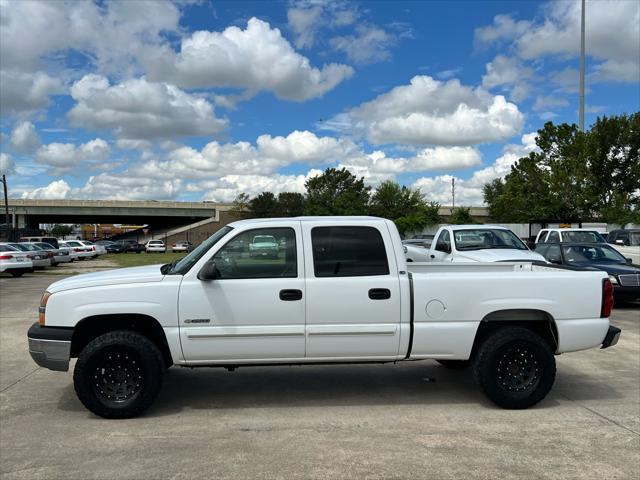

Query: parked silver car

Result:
[33,242,72,265]
[0,244,33,277]
[7,243,52,268]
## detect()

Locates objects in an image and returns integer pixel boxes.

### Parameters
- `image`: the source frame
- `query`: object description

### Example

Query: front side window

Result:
[538,230,548,243]
[547,231,560,243]
[311,226,389,277]
[435,230,451,253]
[212,227,297,279]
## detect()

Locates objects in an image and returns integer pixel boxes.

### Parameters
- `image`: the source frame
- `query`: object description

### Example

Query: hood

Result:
[456,249,546,263]
[47,264,166,293]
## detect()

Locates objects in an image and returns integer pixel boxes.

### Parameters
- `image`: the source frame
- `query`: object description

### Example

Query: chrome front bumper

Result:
[27,323,73,371]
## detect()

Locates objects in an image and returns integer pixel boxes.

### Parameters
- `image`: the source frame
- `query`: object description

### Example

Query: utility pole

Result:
[1,175,10,241]
[451,177,456,211]
[579,0,586,131]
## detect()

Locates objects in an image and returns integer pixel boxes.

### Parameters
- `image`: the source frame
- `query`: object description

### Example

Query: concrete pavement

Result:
[1,274,638,479]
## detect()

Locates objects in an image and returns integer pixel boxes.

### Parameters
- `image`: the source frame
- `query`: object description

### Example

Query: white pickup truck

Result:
[407,225,545,263]
[28,217,621,418]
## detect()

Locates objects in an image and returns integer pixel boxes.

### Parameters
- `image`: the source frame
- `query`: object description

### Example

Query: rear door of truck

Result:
[301,220,402,359]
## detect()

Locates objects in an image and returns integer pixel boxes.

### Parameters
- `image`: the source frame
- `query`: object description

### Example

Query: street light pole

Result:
[1,175,10,240]
[579,0,586,131]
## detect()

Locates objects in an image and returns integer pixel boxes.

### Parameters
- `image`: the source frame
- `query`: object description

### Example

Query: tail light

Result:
[0,254,13,260]
[600,278,614,318]
[92,246,96,251]
[74,248,82,252]
[27,254,34,259]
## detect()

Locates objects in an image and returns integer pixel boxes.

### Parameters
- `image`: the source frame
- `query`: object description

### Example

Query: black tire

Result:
[10,270,24,277]
[73,331,165,419]
[473,327,555,409]
[436,359,470,369]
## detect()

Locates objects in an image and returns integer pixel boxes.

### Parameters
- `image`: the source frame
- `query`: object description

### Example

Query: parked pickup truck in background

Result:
[415,225,546,263]
[28,217,620,418]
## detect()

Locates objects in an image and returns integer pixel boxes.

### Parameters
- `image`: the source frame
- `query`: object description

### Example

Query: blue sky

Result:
[1,0,638,205]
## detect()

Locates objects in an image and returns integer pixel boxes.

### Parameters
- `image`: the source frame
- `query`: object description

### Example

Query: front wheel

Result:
[73,331,165,418]
[10,270,24,277]
[473,327,555,409]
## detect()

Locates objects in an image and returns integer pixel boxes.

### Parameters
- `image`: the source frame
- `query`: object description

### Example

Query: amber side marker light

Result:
[39,291,51,326]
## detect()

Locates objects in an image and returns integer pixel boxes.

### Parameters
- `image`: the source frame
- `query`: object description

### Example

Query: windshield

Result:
[562,244,626,264]
[562,231,606,243]
[165,226,233,275]
[453,229,528,251]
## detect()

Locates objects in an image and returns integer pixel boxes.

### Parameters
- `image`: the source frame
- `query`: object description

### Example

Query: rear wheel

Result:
[73,330,165,419]
[10,270,24,277]
[473,327,555,409]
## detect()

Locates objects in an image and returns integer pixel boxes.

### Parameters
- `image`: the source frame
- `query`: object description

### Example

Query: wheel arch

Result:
[470,309,559,359]
[71,314,173,366]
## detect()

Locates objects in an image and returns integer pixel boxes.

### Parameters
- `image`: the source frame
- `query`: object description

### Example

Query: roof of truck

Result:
[229,216,385,227]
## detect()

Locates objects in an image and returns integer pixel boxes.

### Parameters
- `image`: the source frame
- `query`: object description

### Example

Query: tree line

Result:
[230,168,473,235]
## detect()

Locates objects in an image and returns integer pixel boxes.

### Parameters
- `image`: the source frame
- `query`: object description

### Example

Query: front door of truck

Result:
[178,223,305,363]
[430,230,452,261]
[301,222,402,359]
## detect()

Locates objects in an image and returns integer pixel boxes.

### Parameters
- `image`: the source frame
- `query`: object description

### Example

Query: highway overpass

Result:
[6,199,232,229]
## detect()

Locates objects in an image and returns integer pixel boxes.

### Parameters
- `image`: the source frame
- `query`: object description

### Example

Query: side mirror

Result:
[197,260,219,281]
[626,258,633,265]
[549,257,562,265]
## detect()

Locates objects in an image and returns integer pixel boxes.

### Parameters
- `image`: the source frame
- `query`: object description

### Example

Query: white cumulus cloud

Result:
[35,138,111,173]
[10,121,41,153]
[337,76,523,146]
[68,75,228,140]
[143,18,354,101]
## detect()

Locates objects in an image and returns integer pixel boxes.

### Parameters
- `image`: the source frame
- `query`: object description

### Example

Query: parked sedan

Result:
[0,244,33,277]
[96,240,125,253]
[535,242,640,302]
[145,240,166,253]
[59,240,94,260]
[7,243,52,268]
[115,239,146,253]
[171,241,192,253]
[78,240,106,257]
[33,242,72,265]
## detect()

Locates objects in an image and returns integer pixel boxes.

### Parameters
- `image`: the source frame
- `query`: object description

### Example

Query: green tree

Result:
[50,224,73,237]
[586,113,640,225]
[369,180,441,235]
[249,192,278,217]
[229,193,251,218]
[304,168,371,215]
[276,192,305,217]
[484,114,640,224]
[449,207,474,224]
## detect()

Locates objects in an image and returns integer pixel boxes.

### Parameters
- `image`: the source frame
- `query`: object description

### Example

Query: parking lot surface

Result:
[1,275,638,480]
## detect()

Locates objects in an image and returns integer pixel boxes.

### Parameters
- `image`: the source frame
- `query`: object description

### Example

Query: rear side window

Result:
[311,226,389,277]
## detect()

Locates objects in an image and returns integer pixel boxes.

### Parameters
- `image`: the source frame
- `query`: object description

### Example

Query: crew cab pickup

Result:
[28,217,621,418]
[424,225,546,263]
